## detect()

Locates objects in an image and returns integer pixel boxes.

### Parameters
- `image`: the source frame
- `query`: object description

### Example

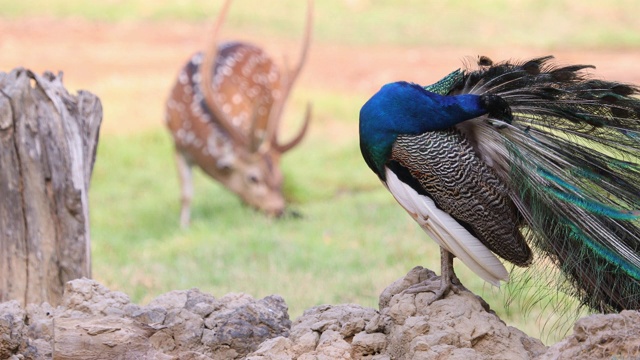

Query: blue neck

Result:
[359,81,489,177]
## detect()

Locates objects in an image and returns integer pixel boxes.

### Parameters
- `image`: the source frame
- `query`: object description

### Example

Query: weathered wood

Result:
[0,68,102,306]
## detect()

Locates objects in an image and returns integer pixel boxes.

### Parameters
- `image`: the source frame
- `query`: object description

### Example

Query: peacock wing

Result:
[384,128,533,285]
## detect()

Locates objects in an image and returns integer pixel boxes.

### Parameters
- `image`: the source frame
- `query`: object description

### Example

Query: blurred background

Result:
[1,0,638,343]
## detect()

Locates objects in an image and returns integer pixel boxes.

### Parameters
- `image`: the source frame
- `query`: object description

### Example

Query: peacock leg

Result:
[404,248,467,304]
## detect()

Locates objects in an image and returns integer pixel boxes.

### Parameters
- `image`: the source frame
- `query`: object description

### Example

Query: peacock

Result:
[359,55,640,313]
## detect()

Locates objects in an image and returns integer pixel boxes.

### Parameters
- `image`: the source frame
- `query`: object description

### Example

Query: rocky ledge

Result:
[1,266,639,359]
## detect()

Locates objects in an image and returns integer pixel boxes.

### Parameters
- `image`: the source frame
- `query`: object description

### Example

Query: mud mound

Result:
[1,267,639,359]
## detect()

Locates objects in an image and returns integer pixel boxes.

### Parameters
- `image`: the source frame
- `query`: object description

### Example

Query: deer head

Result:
[166,0,313,227]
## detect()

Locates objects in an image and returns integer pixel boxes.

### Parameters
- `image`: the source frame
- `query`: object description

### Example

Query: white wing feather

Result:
[385,167,509,286]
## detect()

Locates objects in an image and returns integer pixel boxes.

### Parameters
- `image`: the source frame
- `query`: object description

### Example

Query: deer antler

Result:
[259,0,314,155]
[276,103,312,153]
[200,0,249,148]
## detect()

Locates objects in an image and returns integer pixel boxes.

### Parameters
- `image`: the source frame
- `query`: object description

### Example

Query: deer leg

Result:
[175,151,194,228]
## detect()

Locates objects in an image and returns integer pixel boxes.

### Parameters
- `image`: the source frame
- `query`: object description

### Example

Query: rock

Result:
[539,310,640,359]
[52,316,171,360]
[1,269,639,359]
[0,301,25,359]
[352,332,387,357]
[59,277,131,317]
[247,266,547,360]
[0,279,290,359]
[245,337,295,360]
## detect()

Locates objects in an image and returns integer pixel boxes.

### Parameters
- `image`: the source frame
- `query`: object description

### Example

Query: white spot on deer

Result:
[176,128,186,141]
[192,72,202,84]
[178,71,189,85]
[213,73,224,86]
[232,93,242,104]
[236,78,248,91]
[232,52,244,63]
[222,104,232,114]
[222,65,232,76]
[247,86,260,98]
[190,102,201,115]
[185,131,196,145]
[253,73,267,85]
[233,112,249,126]
[192,53,204,65]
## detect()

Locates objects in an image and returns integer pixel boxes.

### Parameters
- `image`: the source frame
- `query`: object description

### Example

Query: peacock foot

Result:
[401,273,468,305]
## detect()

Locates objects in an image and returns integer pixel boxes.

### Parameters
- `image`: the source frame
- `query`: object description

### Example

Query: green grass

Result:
[1,0,639,48]
[89,124,404,309]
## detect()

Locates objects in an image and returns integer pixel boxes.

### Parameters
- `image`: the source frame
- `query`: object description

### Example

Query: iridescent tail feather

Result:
[450,56,640,312]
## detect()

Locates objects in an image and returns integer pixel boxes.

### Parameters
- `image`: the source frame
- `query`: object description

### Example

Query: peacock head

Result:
[359,81,511,177]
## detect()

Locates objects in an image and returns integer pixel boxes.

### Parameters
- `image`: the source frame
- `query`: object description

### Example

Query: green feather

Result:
[424,69,463,95]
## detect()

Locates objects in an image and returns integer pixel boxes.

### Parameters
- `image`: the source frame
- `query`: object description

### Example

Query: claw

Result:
[401,248,469,305]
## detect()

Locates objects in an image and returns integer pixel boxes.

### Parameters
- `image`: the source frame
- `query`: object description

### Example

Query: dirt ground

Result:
[1,18,639,135]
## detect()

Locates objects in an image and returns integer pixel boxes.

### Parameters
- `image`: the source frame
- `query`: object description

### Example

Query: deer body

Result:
[165,1,312,227]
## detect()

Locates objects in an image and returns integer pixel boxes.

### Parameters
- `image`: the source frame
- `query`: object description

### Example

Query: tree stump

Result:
[0,68,102,307]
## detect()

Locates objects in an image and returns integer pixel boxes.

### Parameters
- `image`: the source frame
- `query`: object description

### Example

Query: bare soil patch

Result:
[1,18,638,135]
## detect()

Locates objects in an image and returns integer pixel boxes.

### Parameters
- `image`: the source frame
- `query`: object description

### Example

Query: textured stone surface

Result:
[539,310,640,360]
[247,266,547,360]
[1,269,639,359]
[0,278,290,359]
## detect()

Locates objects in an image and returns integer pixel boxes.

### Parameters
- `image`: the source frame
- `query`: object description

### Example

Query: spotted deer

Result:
[166,0,313,227]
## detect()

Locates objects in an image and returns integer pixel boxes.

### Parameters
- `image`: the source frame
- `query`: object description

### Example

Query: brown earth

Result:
[1,18,639,136]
